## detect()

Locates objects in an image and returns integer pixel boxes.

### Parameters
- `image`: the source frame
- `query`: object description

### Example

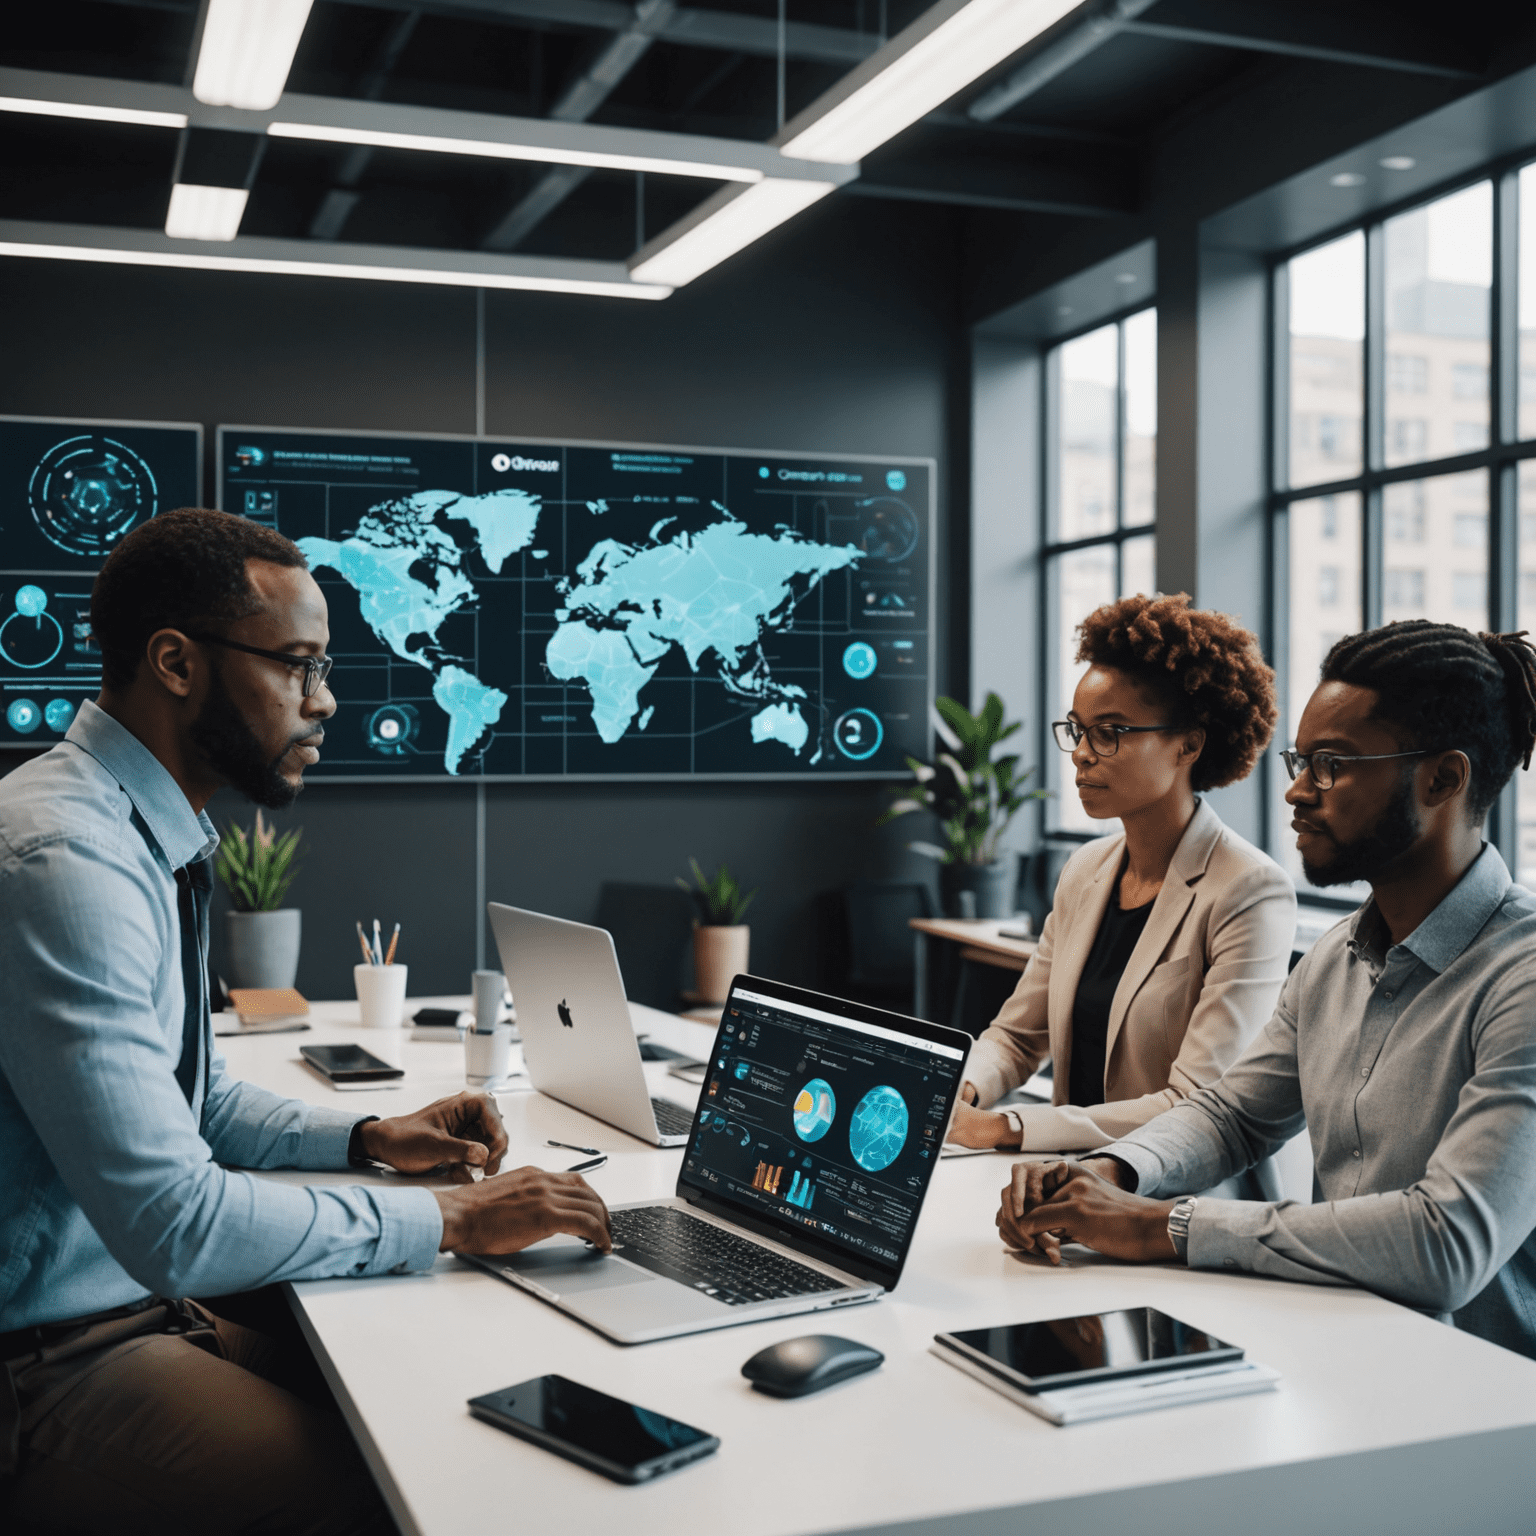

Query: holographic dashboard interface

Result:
[218,427,931,780]
[680,987,966,1275]
[0,417,201,748]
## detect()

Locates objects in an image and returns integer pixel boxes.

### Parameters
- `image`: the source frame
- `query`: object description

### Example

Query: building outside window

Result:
[1043,308,1157,835]
[1275,164,1536,891]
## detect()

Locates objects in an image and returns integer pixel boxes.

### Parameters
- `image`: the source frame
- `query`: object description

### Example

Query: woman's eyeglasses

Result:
[1052,719,1181,757]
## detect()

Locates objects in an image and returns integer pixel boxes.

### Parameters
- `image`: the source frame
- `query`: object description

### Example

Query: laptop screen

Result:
[677,981,968,1282]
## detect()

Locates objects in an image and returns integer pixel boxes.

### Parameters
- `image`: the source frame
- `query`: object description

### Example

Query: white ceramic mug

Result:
[355,963,408,1028]
[465,1023,514,1090]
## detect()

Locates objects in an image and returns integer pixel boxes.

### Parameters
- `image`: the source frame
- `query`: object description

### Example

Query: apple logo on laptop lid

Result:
[558,999,574,1028]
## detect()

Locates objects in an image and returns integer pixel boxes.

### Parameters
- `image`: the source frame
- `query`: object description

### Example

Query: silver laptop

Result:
[463,969,971,1344]
[488,903,697,1146]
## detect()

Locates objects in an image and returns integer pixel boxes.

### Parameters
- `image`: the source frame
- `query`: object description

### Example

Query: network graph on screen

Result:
[219,429,931,780]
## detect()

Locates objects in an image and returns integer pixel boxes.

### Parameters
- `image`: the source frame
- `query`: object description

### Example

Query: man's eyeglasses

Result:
[1279,747,1429,791]
[186,633,334,698]
[1052,719,1181,757]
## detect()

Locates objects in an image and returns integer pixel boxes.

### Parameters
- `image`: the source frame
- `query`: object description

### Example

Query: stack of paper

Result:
[216,988,311,1035]
[932,1342,1279,1425]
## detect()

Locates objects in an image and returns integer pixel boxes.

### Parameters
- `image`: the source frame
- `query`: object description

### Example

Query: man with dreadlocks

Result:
[993,619,1536,1360]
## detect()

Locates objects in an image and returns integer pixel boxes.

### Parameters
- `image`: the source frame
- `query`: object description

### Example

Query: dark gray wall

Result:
[0,197,963,1001]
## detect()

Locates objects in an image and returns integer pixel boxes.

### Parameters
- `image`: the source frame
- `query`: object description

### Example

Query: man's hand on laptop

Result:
[435,1169,613,1254]
[995,1158,1177,1265]
[357,1091,509,1181]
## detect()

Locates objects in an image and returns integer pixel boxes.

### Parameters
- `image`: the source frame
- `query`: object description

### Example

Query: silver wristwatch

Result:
[1166,1196,1198,1260]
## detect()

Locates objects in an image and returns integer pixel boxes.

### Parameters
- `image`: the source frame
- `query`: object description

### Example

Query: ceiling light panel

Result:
[0,95,186,129]
[165,184,250,242]
[630,179,836,288]
[779,0,1082,165]
[194,0,314,111]
[265,120,764,182]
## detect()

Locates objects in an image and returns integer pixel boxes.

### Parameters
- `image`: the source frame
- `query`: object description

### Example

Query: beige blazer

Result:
[965,798,1297,1151]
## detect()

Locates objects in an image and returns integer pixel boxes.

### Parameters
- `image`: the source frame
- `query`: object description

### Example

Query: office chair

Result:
[593,882,696,1014]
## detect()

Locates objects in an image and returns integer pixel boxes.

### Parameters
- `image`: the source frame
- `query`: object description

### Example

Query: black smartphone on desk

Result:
[299,1043,404,1089]
[468,1375,719,1484]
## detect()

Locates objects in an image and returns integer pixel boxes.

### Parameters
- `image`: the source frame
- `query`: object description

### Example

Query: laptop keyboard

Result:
[650,1096,696,1136]
[609,1205,846,1307]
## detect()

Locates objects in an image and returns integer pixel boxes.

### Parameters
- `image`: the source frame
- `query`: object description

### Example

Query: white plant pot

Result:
[225,909,302,990]
[693,924,750,1006]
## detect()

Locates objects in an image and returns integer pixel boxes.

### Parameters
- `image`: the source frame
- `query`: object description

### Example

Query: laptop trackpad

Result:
[501,1240,655,1296]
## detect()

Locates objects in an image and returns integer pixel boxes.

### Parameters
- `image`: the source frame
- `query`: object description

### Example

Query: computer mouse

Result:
[741,1334,884,1398]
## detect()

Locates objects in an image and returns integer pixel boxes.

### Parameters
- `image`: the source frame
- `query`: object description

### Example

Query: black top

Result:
[1068,888,1155,1108]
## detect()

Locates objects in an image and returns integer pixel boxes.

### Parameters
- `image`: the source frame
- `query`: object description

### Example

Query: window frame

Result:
[1039,303,1158,843]
[1268,157,1536,904]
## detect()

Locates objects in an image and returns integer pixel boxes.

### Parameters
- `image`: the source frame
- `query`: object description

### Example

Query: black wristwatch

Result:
[347,1116,382,1167]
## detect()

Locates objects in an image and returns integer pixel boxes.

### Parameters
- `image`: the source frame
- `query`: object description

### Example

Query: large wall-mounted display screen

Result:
[218,427,931,781]
[0,416,202,749]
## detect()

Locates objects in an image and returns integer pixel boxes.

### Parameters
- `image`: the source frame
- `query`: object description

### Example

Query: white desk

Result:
[220,1000,1536,1536]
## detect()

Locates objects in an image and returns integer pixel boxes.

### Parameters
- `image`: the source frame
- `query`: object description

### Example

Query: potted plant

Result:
[217,810,305,989]
[878,693,1048,920]
[677,858,757,1006]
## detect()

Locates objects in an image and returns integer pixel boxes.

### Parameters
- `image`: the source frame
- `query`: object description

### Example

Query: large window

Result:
[1274,164,1536,890]
[1044,308,1157,834]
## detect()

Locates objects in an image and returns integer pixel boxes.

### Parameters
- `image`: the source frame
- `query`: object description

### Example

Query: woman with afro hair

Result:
[949,593,1296,1177]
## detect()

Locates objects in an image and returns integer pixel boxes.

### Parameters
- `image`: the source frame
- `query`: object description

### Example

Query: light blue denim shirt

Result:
[1105,843,1536,1358]
[0,701,442,1330]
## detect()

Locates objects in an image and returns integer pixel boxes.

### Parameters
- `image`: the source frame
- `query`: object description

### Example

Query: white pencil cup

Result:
[355,964,408,1028]
[465,1025,514,1090]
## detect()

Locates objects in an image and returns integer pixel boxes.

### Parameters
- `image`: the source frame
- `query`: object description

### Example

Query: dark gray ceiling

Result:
[1,0,1531,265]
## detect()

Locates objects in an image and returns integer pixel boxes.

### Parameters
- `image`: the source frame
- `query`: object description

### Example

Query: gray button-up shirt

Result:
[0,702,441,1331]
[1106,843,1536,1358]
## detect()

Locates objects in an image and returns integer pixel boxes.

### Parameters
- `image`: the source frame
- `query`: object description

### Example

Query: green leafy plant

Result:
[677,857,757,926]
[877,693,1049,865]
[216,810,304,912]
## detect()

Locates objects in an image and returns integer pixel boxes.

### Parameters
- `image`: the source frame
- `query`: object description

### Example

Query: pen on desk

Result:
[547,1140,601,1156]
[355,922,374,965]
[384,922,400,966]
[563,1155,607,1174]
[372,918,383,966]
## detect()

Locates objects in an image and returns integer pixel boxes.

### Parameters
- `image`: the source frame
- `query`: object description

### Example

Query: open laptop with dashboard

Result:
[488,903,697,1146]
[462,969,971,1344]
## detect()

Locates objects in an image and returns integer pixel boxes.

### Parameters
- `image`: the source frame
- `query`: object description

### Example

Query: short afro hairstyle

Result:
[1320,620,1536,820]
[91,507,307,691]
[1074,592,1277,792]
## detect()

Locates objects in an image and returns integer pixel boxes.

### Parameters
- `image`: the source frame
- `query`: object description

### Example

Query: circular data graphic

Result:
[7,699,41,735]
[833,707,883,761]
[793,1078,837,1143]
[0,588,64,670]
[842,641,877,680]
[849,1085,909,1172]
[28,435,158,557]
[367,703,420,756]
[856,498,919,563]
[44,698,75,733]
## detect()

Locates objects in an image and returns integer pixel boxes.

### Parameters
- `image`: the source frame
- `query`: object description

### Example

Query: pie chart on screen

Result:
[793,1078,836,1142]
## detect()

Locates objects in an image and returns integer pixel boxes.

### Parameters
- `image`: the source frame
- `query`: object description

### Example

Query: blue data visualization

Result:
[218,428,932,780]
[0,417,202,750]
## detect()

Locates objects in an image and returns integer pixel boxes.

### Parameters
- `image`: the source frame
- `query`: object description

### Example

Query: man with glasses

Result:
[0,510,611,1531]
[997,619,1536,1360]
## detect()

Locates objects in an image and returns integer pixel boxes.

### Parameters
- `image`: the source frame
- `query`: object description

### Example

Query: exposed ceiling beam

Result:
[847,156,1135,219]
[309,7,422,240]
[0,216,670,298]
[967,0,1159,122]
[328,0,881,67]
[482,0,673,254]
[0,67,853,185]
[1121,1,1482,80]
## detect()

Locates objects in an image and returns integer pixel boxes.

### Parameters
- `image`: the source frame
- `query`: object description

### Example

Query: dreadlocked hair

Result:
[1074,592,1277,791]
[1320,620,1536,819]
